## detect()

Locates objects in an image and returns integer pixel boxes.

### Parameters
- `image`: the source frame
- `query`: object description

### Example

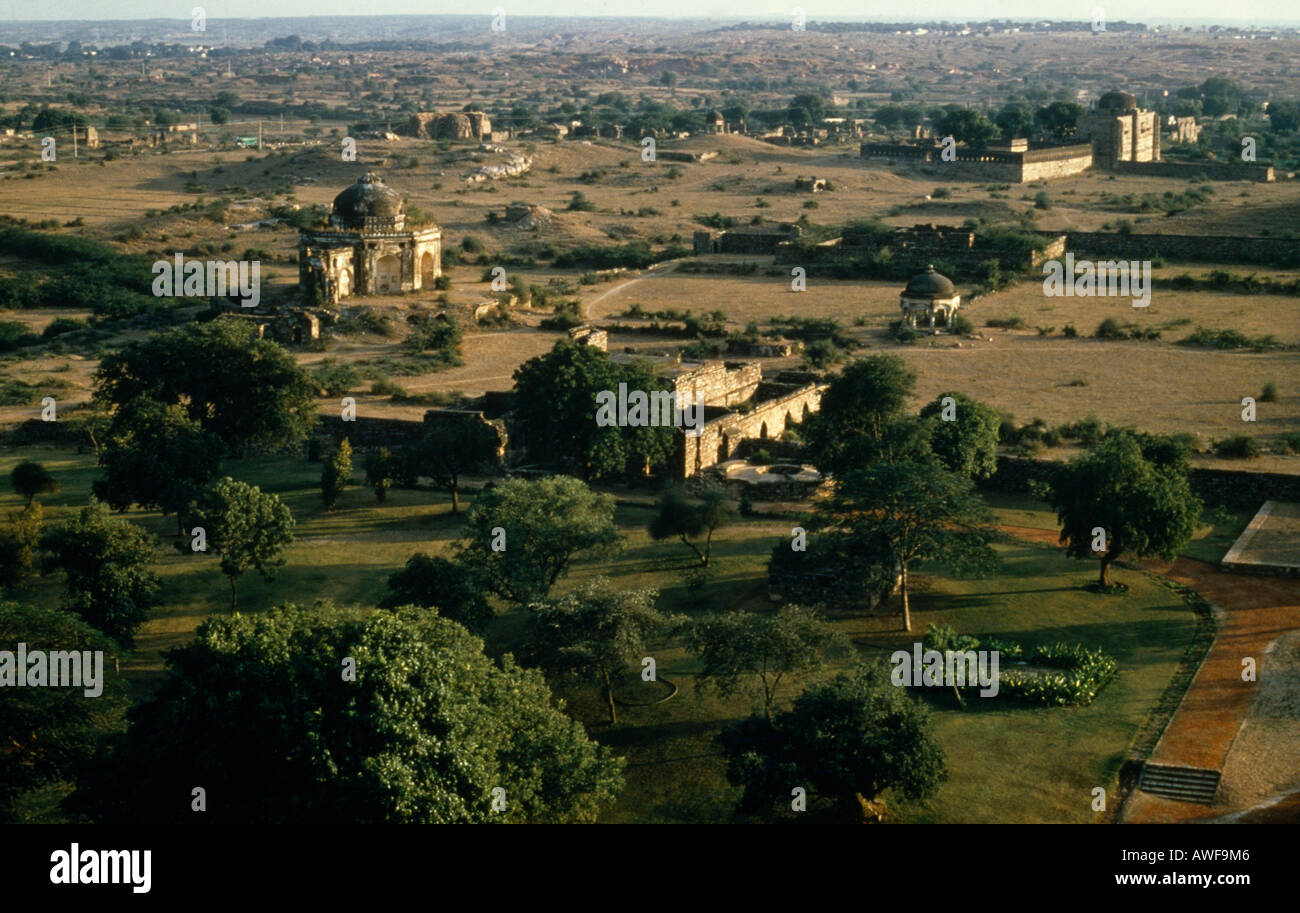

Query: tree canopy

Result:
[94,317,318,456]
[528,578,676,724]
[721,663,947,822]
[40,500,161,646]
[0,601,126,823]
[69,603,624,823]
[186,477,295,612]
[455,476,621,606]
[1047,433,1201,587]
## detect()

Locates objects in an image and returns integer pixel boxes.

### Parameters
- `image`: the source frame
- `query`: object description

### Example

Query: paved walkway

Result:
[996,524,1300,823]
[1122,557,1300,823]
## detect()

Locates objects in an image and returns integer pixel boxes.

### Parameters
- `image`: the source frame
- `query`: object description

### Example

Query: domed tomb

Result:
[899,265,961,331]
[299,173,441,304]
[331,172,406,231]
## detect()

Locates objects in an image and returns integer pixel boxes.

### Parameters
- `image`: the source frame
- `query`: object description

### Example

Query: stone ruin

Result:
[403,111,493,141]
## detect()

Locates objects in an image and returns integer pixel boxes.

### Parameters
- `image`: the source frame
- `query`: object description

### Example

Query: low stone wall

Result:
[982,455,1300,510]
[1112,159,1275,183]
[1062,231,1300,267]
[316,415,426,453]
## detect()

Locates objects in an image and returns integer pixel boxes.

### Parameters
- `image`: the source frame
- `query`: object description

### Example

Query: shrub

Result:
[1213,435,1261,459]
[1259,382,1279,403]
[1062,323,1078,338]
[1094,317,1128,340]
[985,316,1025,330]
[1279,432,1300,455]
[949,313,974,335]
[311,361,361,397]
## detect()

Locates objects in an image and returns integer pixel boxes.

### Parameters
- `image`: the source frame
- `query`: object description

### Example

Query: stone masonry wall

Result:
[982,455,1300,510]
[1063,231,1300,267]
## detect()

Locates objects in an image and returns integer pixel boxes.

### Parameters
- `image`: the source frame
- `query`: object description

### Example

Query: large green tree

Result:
[1047,433,1201,588]
[0,602,126,823]
[186,477,295,612]
[647,481,734,567]
[68,603,624,823]
[93,400,223,532]
[455,476,621,606]
[721,663,947,822]
[935,107,1000,149]
[803,355,929,475]
[528,579,676,724]
[685,606,850,723]
[511,341,676,481]
[919,391,1001,480]
[817,464,999,631]
[402,415,500,513]
[380,553,492,631]
[40,500,161,646]
[94,316,318,456]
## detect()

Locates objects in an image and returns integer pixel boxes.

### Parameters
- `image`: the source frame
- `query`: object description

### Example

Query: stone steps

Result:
[1138,763,1221,805]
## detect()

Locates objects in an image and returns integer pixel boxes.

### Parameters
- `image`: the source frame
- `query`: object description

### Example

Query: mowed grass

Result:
[1,446,1199,823]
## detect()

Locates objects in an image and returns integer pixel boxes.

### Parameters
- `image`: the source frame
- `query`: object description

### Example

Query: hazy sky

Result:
[1,1,1297,25]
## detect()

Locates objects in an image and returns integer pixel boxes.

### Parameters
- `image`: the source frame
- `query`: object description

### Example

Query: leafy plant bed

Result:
[926,624,1118,706]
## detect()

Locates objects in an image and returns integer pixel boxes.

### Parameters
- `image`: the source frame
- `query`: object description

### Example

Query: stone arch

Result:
[338,267,353,299]
[760,422,768,440]
[419,251,436,288]
[375,255,401,294]
[717,434,729,464]
[784,410,794,432]
[802,402,811,421]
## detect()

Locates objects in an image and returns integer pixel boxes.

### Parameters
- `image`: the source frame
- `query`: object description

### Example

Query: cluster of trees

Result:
[511,339,679,481]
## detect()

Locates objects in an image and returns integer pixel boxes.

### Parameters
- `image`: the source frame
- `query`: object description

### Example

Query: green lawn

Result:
[1,446,1202,823]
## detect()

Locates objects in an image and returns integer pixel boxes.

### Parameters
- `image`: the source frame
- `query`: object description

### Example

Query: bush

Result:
[949,313,974,335]
[311,361,362,397]
[1094,317,1128,340]
[1279,432,1300,455]
[985,316,1025,330]
[0,320,39,352]
[1213,435,1261,459]
[1062,323,1078,338]
[1259,382,1279,403]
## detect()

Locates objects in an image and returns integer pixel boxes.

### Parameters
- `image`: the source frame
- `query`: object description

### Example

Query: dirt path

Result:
[581,259,683,321]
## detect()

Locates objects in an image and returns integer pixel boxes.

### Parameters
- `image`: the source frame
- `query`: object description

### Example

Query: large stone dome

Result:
[331,172,405,230]
[903,265,956,300]
[1097,90,1138,113]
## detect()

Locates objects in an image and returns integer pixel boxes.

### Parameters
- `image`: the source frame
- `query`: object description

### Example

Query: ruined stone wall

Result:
[1110,160,1275,182]
[982,455,1300,510]
[1063,231,1300,266]
[1020,149,1094,181]
[679,383,824,476]
[672,361,763,408]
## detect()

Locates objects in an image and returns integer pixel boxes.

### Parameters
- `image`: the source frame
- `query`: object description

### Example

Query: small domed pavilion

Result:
[899,265,961,331]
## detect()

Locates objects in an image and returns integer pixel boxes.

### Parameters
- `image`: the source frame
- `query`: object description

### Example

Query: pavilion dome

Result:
[331,173,406,230]
[902,265,956,300]
[1097,90,1138,113]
